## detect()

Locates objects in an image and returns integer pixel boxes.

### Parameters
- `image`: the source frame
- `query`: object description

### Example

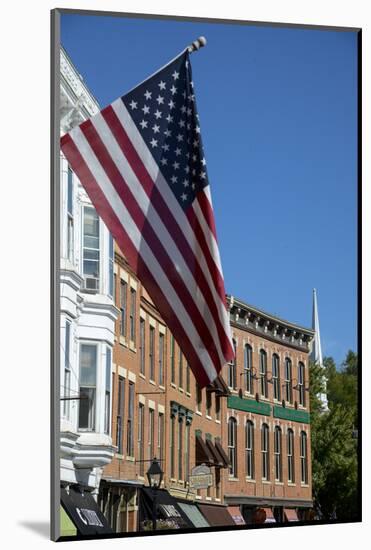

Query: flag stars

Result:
[166,114,174,123]
[182,179,189,187]
[158,80,166,90]
[154,109,162,119]
[144,90,152,100]
[201,157,206,166]
[200,171,206,179]
[142,105,150,115]
[150,138,158,148]
[191,183,196,190]
[185,166,190,174]
[171,175,178,184]
[172,161,180,170]
[177,134,184,142]
[168,99,175,110]
[170,85,177,95]
[160,158,168,166]
[139,119,148,129]
[172,70,180,80]
[195,126,201,134]
[181,193,187,201]
[129,100,138,110]
[162,143,170,151]
[164,129,172,137]
[156,95,164,105]
[181,105,187,114]
[152,124,160,134]
[179,119,185,128]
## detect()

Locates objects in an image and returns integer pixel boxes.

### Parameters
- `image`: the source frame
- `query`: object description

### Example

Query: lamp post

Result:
[146,457,164,531]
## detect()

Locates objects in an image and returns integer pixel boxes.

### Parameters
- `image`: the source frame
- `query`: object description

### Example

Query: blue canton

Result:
[122,51,209,209]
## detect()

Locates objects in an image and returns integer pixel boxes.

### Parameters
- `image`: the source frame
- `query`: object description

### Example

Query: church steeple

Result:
[311,289,329,411]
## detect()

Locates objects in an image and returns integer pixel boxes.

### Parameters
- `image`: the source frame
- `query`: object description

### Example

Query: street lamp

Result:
[146,457,164,531]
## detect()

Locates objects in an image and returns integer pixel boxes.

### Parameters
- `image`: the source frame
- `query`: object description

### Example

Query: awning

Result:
[253,507,276,524]
[227,506,246,525]
[61,486,113,535]
[207,375,231,396]
[215,440,230,468]
[178,502,210,528]
[206,439,224,467]
[196,435,215,466]
[263,508,276,523]
[198,503,236,526]
[284,508,299,522]
[139,487,193,530]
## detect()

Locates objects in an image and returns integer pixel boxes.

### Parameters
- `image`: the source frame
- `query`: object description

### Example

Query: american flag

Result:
[61,49,234,387]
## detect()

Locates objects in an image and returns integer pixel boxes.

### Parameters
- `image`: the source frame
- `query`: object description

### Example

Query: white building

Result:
[59,47,119,497]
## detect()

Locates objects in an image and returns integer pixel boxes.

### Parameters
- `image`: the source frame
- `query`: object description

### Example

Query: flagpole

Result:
[188,36,207,53]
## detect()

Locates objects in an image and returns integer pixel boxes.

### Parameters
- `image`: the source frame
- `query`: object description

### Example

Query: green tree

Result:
[309,352,359,521]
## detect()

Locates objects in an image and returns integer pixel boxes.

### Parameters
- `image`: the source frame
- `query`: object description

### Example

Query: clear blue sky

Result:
[61,13,358,366]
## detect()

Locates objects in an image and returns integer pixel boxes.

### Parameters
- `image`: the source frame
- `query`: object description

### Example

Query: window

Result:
[186,362,190,393]
[120,281,127,337]
[63,320,71,419]
[284,358,293,403]
[83,206,100,292]
[67,167,74,261]
[287,428,295,482]
[206,390,212,416]
[158,413,164,463]
[138,403,145,476]
[148,408,155,460]
[149,326,155,381]
[300,431,308,484]
[104,347,112,434]
[170,335,175,384]
[245,421,254,479]
[261,424,270,480]
[170,416,175,478]
[215,395,221,420]
[113,273,117,305]
[159,333,164,386]
[228,339,237,389]
[129,288,136,343]
[298,362,306,406]
[78,344,97,431]
[215,467,221,499]
[116,376,125,454]
[196,383,202,412]
[178,348,183,389]
[127,382,134,456]
[244,344,253,394]
[274,426,282,481]
[178,419,183,480]
[228,417,237,477]
[259,350,268,398]
[272,354,281,401]
[140,319,145,375]
[185,423,190,481]
[108,234,114,297]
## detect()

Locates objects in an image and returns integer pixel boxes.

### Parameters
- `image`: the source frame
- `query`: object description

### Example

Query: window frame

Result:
[149,326,155,381]
[104,346,112,435]
[272,354,281,401]
[244,344,253,394]
[261,423,270,481]
[120,280,127,338]
[259,349,268,398]
[228,339,237,389]
[129,287,136,343]
[159,332,165,386]
[63,319,72,419]
[78,342,98,432]
[298,362,306,406]
[285,357,293,403]
[82,205,100,293]
[287,428,295,483]
[300,431,308,484]
[228,417,237,478]
[116,376,125,455]
[126,381,135,456]
[139,318,145,375]
[245,420,254,479]
[274,426,282,482]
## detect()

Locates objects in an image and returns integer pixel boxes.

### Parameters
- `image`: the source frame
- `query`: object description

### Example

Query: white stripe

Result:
[70,126,218,381]
[92,112,226,366]
[112,99,233,348]
[193,192,224,278]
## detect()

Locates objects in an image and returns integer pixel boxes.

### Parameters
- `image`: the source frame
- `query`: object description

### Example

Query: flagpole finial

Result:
[188,36,207,53]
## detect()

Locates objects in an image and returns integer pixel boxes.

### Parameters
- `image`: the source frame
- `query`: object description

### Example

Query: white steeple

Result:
[311,288,329,411]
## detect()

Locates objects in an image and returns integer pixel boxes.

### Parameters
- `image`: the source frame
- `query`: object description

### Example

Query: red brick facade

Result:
[100,247,314,530]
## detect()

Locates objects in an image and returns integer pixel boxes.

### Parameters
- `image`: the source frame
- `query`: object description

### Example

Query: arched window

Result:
[228,339,237,389]
[274,426,282,481]
[284,358,293,403]
[261,423,270,480]
[272,354,281,401]
[300,431,308,484]
[298,362,306,406]
[245,421,254,479]
[259,350,268,398]
[244,344,253,394]
[228,417,237,477]
[287,428,295,483]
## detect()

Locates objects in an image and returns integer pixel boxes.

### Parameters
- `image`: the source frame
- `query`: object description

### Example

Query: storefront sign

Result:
[189,465,213,489]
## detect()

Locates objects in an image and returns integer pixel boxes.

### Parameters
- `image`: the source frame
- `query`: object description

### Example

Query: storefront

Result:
[139,487,194,531]
[197,503,236,527]
[98,479,143,533]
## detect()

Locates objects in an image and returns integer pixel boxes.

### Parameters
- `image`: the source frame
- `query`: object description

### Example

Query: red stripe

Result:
[79,119,223,373]
[186,206,229,312]
[60,134,213,387]
[101,104,233,361]
[196,189,218,241]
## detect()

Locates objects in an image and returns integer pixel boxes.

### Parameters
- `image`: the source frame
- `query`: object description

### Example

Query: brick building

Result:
[99,246,314,531]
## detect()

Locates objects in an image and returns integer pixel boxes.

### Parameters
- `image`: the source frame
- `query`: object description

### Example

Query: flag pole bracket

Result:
[188,36,207,53]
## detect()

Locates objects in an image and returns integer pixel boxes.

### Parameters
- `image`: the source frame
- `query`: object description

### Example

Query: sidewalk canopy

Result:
[178,502,210,528]
[139,487,193,530]
[215,441,230,468]
[284,508,299,522]
[197,503,236,526]
[196,435,216,466]
[61,486,113,535]
[263,508,276,523]
[227,506,246,525]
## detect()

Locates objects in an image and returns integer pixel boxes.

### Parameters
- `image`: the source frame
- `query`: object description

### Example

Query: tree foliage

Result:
[309,351,359,522]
